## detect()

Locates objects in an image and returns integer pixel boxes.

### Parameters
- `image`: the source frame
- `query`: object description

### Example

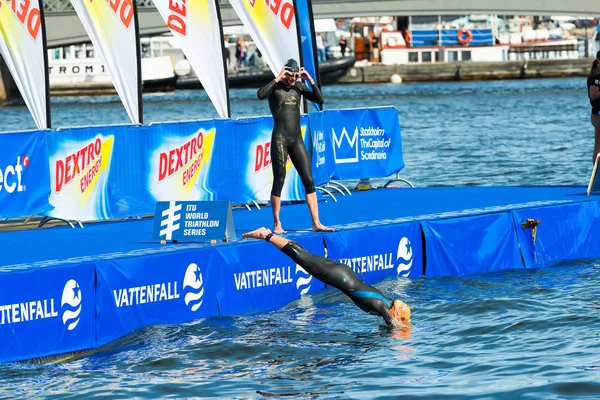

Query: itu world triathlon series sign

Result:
[152,200,236,243]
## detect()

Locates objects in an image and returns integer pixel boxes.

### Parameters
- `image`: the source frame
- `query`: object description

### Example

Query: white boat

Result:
[47,38,178,95]
[334,15,590,66]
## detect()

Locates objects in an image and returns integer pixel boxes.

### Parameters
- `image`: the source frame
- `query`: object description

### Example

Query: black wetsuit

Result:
[588,73,600,115]
[257,80,324,197]
[282,241,395,325]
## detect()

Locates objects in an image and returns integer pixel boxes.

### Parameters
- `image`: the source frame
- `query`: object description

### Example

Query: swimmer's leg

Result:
[287,139,333,232]
[270,133,288,234]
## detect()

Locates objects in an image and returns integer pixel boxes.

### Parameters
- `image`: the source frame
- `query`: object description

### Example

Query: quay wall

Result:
[339,58,594,84]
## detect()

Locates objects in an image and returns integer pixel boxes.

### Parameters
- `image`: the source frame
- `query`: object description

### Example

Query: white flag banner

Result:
[152,0,229,118]
[0,0,50,129]
[70,0,142,124]
[228,0,300,76]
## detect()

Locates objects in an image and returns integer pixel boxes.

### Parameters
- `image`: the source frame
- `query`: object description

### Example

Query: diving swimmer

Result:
[257,59,333,234]
[242,227,411,326]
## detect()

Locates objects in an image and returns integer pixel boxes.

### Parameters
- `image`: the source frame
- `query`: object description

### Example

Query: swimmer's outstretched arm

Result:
[242,227,290,249]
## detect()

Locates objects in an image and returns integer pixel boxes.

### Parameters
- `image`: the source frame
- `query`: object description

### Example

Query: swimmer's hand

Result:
[275,67,293,83]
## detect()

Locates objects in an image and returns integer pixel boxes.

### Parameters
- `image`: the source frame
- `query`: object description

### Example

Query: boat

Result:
[47,39,178,96]
[343,15,588,66]
[175,56,357,90]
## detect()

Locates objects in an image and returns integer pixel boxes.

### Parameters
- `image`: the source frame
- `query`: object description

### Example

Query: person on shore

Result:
[257,59,333,233]
[338,35,347,57]
[242,227,411,326]
[316,33,326,63]
[588,50,600,164]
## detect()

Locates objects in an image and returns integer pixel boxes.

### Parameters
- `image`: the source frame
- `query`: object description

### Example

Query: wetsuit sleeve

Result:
[301,82,324,104]
[257,80,278,100]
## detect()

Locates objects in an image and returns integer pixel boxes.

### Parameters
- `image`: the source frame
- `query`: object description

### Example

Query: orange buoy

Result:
[457,28,473,45]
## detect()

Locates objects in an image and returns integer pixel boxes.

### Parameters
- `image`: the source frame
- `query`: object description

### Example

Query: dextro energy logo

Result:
[0,156,27,194]
[183,263,204,312]
[0,279,82,330]
[254,140,272,173]
[54,137,109,194]
[396,237,413,277]
[248,0,295,30]
[158,132,205,186]
[1,0,42,40]
[62,279,82,330]
[332,126,391,164]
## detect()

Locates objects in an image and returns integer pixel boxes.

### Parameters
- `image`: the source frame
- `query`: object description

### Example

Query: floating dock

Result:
[1,185,599,363]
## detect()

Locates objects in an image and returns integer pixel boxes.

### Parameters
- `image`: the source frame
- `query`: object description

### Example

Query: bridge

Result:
[44,0,600,47]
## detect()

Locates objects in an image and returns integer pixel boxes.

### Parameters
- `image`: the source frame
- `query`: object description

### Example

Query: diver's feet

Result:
[242,227,272,240]
[312,223,334,232]
[274,223,286,234]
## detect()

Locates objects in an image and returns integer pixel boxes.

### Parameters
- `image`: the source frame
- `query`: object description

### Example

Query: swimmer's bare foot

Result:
[312,223,334,232]
[242,227,272,240]
[274,223,286,234]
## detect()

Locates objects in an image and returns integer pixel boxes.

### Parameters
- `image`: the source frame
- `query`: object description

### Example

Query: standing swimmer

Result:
[257,59,333,234]
[242,227,411,326]
[588,50,600,164]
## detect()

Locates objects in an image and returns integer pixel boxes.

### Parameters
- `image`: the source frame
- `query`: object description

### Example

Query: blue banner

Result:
[2,107,404,221]
[215,235,326,316]
[422,213,524,278]
[512,202,600,269]
[307,111,335,186]
[95,248,221,345]
[0,263,95,362]
[0,130,52,218]
[295,0,322,111]
[323,222,423,283]
[411,29,494,47]
[308,107,404,180]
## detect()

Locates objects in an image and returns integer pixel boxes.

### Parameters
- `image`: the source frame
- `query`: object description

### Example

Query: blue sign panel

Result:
[0,263,95,362]
[0,130,52,218]
[153,200,235,242]
[512,202,600,269]
[215,235,326,316]
[422,212,524,278]
[310,107,405,180]
[323,222,423,283]
[95,248,221,345]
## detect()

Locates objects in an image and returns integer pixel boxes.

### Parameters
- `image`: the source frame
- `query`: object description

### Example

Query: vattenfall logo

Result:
[397,237,413,277]
[0,279,82,330]
[339,237,414,277]
[112,263,204,312]
[233,264,311,295]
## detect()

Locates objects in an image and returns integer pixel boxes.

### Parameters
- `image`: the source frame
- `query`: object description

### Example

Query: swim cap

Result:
[284,58,300,73]
[390,300,410,324]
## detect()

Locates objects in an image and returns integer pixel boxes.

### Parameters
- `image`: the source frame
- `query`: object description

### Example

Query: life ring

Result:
[457,28,473,45]
[404,30,411,44]
[386,36,398,48]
